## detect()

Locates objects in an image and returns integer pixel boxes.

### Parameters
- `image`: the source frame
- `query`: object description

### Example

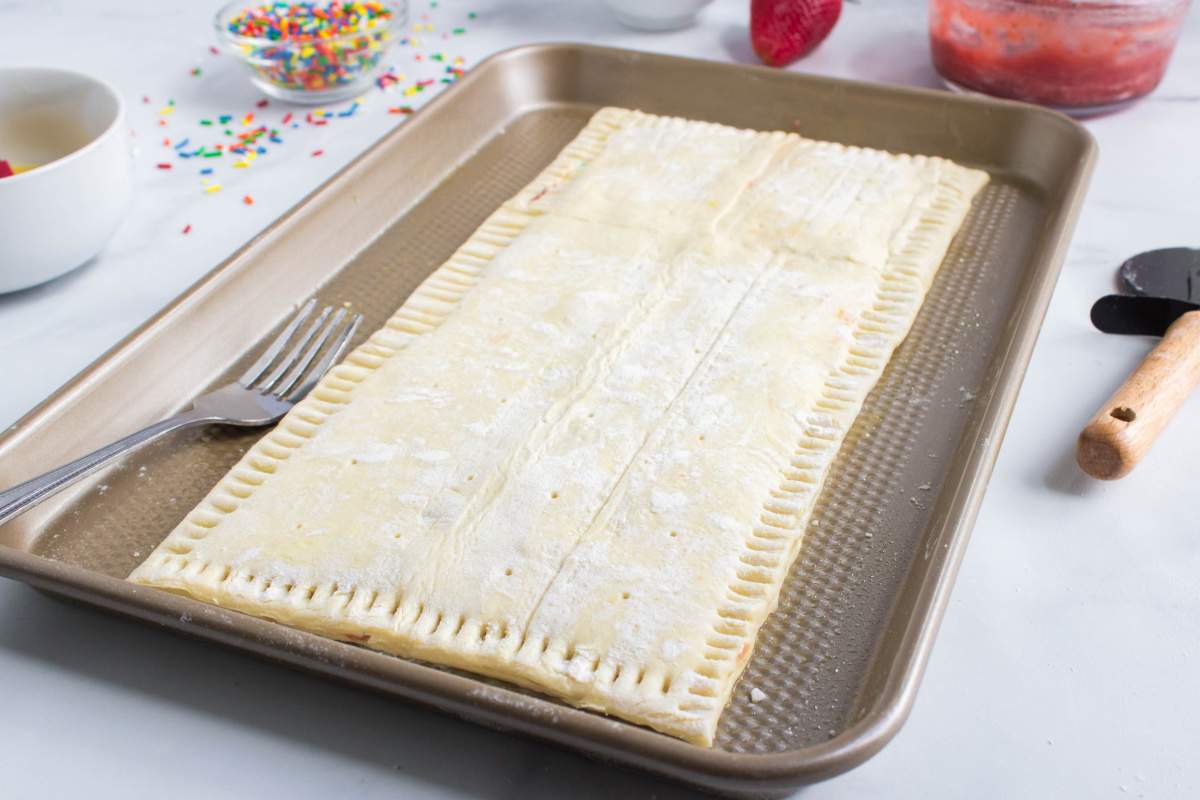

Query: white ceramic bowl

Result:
[0,67,131,293]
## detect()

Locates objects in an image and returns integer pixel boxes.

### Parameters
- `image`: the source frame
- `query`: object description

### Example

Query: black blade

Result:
[1118,247,1200,302]
[1091,294,1200,337]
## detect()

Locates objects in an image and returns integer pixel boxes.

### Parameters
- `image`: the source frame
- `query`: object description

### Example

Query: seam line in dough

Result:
[519,253,784,638]
[430,233,687,574]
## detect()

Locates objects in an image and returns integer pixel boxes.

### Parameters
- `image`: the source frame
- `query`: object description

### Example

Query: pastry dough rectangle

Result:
[130,108,987,746]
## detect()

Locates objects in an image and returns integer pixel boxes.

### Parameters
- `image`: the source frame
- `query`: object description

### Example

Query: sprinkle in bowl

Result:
[215,1,407,104]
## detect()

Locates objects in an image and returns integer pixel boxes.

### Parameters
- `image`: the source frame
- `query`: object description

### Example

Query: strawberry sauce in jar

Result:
[929,0,1190,112]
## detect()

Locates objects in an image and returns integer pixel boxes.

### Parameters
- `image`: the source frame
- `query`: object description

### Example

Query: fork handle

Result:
[0,407,218,527]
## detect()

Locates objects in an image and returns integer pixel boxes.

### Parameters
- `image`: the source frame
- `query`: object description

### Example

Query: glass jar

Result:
[215,1,407,104]
[929,0,1190,114]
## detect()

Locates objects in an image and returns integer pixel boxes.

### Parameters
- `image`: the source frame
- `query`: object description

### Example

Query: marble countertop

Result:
[2,1,1199,797]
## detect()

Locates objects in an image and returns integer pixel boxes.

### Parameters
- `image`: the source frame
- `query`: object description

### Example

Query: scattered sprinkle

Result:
[209,45,220,55]
[149,7,471,195]
[182,224,192,234]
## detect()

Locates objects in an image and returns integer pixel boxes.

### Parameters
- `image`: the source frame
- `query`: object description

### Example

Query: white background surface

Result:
[2,1,1199,797]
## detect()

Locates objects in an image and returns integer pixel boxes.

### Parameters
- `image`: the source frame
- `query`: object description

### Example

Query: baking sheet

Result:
[0,44,1094,796]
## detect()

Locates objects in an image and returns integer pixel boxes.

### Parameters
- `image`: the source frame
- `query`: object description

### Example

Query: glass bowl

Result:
[215,1,407,105]
[929,0,1191,114]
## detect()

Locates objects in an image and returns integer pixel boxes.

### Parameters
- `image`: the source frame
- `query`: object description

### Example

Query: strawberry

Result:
[751,0,843,68]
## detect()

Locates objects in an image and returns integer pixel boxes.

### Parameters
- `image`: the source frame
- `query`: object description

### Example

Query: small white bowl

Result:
[604,0,714,30]
[0,67,131,294]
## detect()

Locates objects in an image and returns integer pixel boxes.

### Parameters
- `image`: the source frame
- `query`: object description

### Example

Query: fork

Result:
[0,299,362,527]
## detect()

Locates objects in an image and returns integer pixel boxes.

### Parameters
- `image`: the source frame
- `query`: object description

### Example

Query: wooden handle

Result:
[1078,310,1200,479]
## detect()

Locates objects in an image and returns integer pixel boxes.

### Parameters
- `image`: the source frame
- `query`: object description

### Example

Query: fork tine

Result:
[257,305,333,394]
[237,298,317,388]
[287,313,363,404]
[272,308,348,398]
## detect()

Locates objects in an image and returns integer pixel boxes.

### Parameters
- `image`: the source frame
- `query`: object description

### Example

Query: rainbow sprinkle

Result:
[223,1,398,97]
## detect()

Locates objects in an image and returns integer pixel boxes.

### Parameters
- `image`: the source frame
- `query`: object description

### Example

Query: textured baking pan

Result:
[0,44,1094,796]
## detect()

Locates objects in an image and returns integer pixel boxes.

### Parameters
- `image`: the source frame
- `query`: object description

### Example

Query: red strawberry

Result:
[751,0,843,68]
